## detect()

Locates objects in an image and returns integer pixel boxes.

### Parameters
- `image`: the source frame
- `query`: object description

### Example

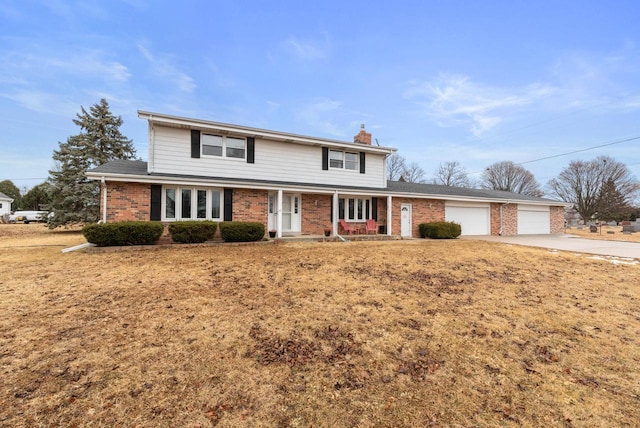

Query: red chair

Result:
[339,219,359,235]
[365,219,378,234]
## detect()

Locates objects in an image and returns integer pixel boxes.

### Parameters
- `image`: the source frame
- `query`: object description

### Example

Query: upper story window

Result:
[329,150,358,171]
[202,133,246,159]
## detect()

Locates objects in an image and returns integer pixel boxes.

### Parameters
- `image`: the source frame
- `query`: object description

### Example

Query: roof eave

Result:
[137,110,396,155]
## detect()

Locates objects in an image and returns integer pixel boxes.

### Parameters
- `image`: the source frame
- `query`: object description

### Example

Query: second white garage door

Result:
[445,203,490,236]
[518,205,550,234]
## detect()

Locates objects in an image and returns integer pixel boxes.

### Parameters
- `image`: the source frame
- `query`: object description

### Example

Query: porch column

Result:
[277,190,283,238]
[387,195,392,235]
[332,192,339,235]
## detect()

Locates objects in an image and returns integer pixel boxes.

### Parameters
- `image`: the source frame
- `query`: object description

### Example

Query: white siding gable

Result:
[151,126,388,188]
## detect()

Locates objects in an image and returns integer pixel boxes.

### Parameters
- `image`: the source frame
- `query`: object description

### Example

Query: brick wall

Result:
[231,188,269,224]
[301,194,332,235]
[104,182,151,222]
[389,198,445,237]
[491,203,518,236]
[550,206,565,234]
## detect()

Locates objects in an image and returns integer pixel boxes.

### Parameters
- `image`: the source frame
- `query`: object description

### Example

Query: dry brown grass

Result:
[1,224,639,427]
[566,225,640,243]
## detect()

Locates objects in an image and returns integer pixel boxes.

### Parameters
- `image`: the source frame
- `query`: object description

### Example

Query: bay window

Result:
[162,187,223,221]
[339,197,372,222]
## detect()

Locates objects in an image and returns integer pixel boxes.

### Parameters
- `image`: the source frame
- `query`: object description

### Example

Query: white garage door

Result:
[518,205,550,234]
[445,204,490,236]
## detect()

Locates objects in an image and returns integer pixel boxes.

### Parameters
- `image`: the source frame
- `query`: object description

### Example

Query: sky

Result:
[1,0,640,195]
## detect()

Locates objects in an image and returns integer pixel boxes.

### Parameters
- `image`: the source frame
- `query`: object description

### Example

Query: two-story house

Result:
[86,111,568,238]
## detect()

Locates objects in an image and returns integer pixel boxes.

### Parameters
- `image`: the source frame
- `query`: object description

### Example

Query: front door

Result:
[401,203,412,237]
[268,193,301,233]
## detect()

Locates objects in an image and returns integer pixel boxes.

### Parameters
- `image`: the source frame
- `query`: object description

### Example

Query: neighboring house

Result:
[0,191,13,218]
[86,111,570,238]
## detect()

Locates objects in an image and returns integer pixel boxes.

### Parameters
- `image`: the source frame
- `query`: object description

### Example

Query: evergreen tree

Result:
[597,178,631,222]
[21,182,51,211]
[0,180,22,210]
[48,99,136,228]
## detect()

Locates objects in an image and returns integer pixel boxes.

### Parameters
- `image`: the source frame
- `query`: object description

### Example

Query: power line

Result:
[517,136,640,166]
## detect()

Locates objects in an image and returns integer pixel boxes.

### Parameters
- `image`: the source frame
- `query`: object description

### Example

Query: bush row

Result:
[418,221,461,239]
[168,221,217,243]
[83,221,266,246]
[82,221,164,246]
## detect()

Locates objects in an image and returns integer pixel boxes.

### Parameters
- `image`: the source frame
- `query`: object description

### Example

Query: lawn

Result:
[1,225,639,427]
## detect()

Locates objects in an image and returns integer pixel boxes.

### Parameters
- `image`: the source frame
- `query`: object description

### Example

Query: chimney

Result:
[354,124,372,145]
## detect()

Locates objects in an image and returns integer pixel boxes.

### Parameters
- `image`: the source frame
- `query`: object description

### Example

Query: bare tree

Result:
[432,161,472,187]
[386,153,406,181]
[480,161,543,197]
[547,156,640,222]
[403,162,426,183]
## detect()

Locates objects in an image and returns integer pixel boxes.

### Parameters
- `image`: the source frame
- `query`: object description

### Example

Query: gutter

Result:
[101,176,107,223]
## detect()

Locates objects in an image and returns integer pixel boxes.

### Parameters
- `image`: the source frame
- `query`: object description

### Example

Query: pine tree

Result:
[597,178,631,222]
[48,99,136,228]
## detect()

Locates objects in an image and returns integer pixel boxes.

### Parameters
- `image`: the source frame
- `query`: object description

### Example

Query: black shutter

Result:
[372,197,378,221]
[223,188,233,221]
[322,147,329,170]
[191,130,200,158]
[247,137,255,164]
[150,185,162,221]
[360,152,366,174]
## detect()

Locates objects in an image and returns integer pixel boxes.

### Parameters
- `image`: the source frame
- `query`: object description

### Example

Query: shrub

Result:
[219,221,265,242]
[418,221,461,239]
[82,221,164,246]
[168,221,218,243]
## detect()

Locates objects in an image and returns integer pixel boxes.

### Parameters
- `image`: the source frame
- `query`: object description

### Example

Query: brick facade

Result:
[490,203,518,236]
[103,182,151,222]
[301,194,332,235]
[550,206,565,234]
[389,198,446,237]
[102,182,565,237]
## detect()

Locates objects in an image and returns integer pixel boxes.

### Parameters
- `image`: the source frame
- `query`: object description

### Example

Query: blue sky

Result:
[2,0,640,193]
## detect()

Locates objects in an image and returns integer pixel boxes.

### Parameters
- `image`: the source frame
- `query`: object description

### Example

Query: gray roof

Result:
[386,180,561,203]
[0,191,13,200]
[89,159,148,175]
[88,160,566,205]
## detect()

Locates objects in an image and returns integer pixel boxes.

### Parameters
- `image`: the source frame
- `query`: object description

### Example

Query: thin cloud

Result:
[137,44,196,93]
[283,35,330,60]
[297,98,345,137]
[405,74,545,136]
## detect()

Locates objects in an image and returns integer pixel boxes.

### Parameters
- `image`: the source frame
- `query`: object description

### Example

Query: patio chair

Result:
[339,219,359,235]
[365,219,378,234]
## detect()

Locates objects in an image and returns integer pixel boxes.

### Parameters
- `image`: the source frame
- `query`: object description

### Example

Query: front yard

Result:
[1,225,639,426]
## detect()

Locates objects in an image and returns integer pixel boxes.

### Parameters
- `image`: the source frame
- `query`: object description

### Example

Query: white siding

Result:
[151,126,387,188]
[517,205,550,234]
[445,202,491,236]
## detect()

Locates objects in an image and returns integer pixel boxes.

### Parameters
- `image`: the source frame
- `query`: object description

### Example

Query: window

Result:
[339,197,372,222]
[345,152,358,170]
[226,137,245,159]
[329,150,343,168]
[202,134,223,156]
[202,133,246,159]
[163,187,223,221]
[329,150,358,170]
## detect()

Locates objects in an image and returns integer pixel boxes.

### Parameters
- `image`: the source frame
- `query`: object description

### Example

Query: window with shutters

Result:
[338,197,372,222]
[162,186,223,221]
[202,133,246,159]
[329,150,359,171]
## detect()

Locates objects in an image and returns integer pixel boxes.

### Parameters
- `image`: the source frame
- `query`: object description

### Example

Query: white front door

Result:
[269,193,301,233]
[400,203,412,237]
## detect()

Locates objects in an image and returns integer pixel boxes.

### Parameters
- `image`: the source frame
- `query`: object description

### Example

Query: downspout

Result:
[333,191,349,242]
[148,117,155,173]
[101,177,107,223]
[499,200,511,236]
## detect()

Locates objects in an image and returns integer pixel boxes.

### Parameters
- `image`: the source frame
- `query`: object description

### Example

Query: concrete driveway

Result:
[465,234,640,260]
